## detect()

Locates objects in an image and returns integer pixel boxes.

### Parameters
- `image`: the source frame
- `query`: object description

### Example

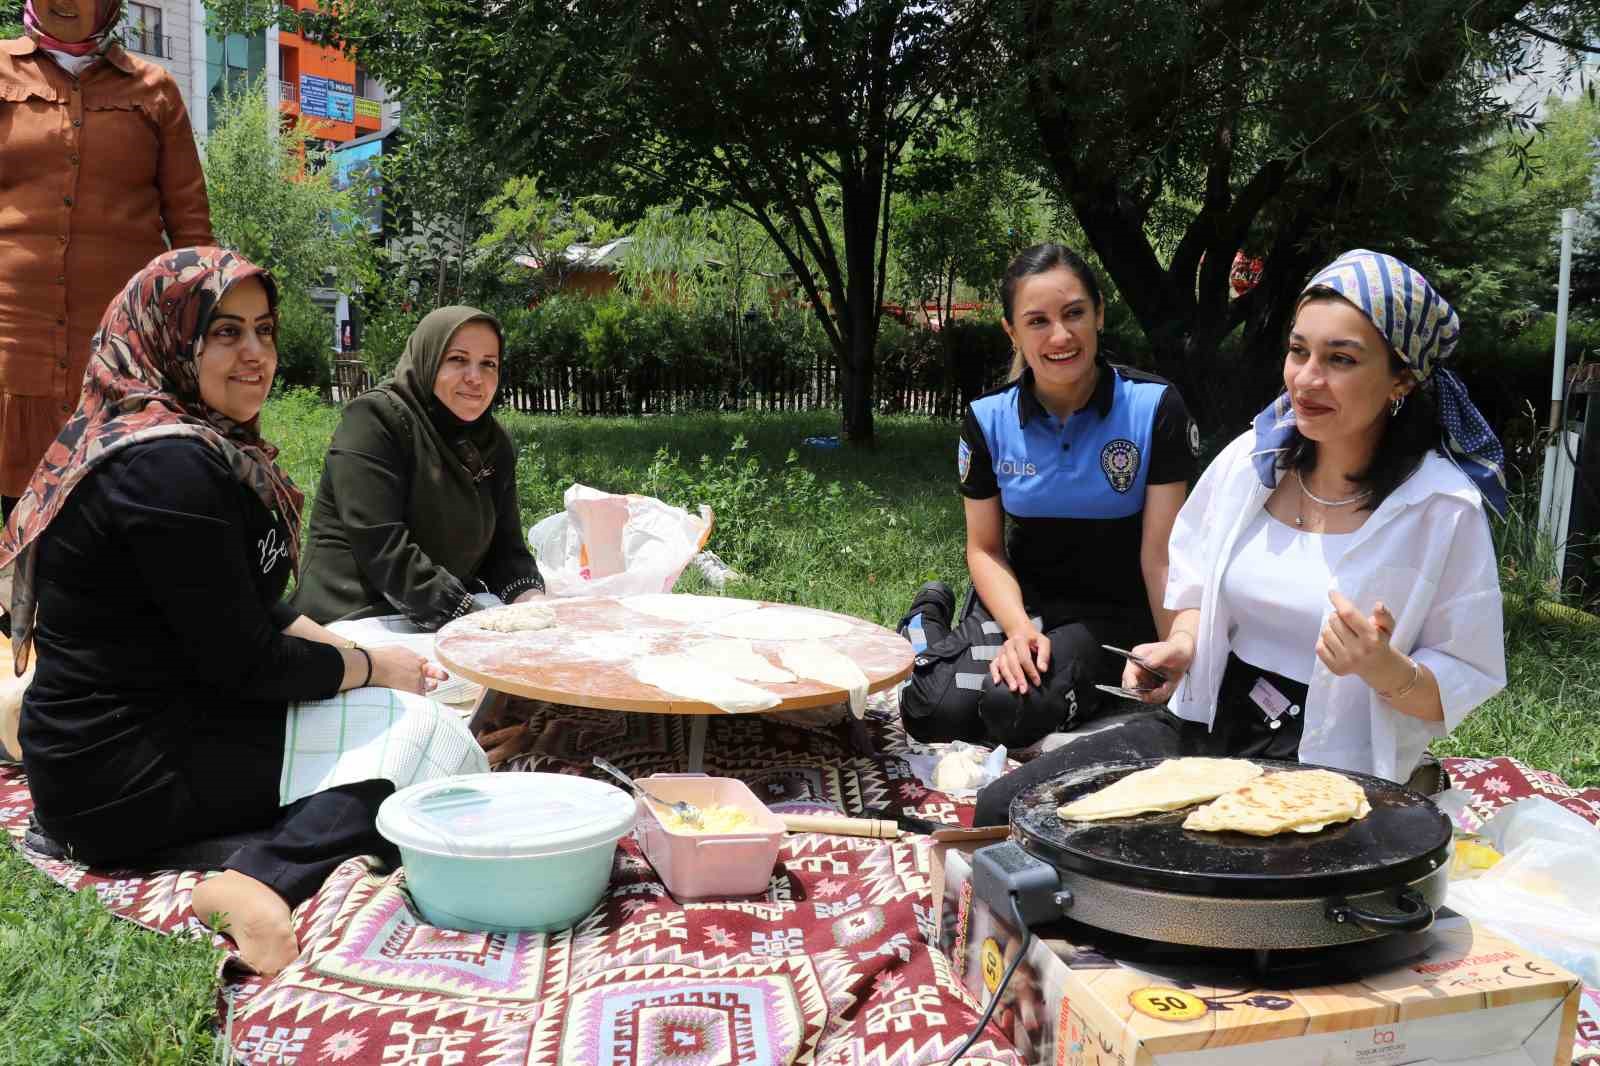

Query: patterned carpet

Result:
[1,697,1596,1065]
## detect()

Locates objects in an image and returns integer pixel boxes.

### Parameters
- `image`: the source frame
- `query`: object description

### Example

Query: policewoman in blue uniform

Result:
[898,243,1198,752]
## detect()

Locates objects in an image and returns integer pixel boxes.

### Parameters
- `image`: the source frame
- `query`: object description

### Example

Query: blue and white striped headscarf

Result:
[1251,249,1507,516]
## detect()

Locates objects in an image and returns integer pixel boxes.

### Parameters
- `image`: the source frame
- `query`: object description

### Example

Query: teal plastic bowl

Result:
[377,773,636,933]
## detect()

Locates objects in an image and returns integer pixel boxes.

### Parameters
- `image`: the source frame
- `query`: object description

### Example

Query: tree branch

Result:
[1509,16,1600,55]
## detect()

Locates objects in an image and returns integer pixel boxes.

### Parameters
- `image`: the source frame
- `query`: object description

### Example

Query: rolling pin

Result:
[780,814,900,839]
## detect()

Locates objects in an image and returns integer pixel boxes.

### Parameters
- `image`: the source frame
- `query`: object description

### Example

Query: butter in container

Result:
[633,773,785,899]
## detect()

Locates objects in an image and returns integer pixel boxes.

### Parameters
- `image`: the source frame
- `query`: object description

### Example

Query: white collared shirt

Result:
[1164,430,1506,781]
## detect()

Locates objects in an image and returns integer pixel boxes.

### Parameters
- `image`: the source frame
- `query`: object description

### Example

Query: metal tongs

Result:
[1095,644,1171,701]
[592,756,705,828]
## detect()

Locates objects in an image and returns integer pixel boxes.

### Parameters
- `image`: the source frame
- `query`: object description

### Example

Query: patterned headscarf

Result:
[0,247,304,674]
[22,0,124,57]
[1250,249,1507,516]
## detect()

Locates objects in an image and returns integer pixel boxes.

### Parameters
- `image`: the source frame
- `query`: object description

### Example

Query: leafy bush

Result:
[360,304,423,380]
[274,290,333,390]
[1454,312,1600,442]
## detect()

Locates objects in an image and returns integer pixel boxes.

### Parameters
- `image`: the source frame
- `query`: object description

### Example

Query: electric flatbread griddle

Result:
[971,758,1452,953]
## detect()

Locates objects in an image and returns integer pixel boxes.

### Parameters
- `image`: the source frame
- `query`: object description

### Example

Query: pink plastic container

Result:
[633,773,785,899]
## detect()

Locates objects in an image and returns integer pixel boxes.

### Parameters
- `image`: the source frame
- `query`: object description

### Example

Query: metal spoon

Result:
[592,756,705,829]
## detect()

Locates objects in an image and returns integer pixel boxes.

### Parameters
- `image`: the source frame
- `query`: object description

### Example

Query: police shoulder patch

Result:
[1187,419,1202,458]
[1101,438,1141,493]
[958,438,972,482]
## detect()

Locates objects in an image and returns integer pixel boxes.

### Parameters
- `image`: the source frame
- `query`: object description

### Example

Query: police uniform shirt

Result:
[958,357,1198,610]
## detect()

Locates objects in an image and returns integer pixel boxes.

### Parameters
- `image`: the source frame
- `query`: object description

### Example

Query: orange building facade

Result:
[274,0,382,145]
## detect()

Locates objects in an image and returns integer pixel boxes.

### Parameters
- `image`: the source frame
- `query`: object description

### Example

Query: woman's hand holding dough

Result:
[368,645,446,694]
[993,624,1050,694]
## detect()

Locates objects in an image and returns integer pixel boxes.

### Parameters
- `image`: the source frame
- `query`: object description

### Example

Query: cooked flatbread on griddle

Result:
[1056,757,1264,821]
[1182,769,1371,836]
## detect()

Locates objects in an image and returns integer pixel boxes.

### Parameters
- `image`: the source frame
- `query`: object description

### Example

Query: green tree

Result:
[616,204,784,388]
[1428,97,1600,327]
[890,127,1043,329]
[997,0,1600,427]
[1,0,20,38]
[476,174,620,302]
[204,81,376,387]
[207,0,994,444]
[378,103,509,311]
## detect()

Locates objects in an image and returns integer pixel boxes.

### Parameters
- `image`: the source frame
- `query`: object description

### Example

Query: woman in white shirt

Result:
[973,249,1506,825]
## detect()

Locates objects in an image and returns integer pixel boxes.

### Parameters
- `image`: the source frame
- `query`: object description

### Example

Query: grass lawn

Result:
[0,391,1594,1063]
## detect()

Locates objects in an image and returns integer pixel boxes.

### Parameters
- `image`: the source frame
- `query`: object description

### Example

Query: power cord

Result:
[944,891,1034,1065]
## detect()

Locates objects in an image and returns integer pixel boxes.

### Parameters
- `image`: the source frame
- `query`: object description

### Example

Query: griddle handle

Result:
[1326,889,1434,934]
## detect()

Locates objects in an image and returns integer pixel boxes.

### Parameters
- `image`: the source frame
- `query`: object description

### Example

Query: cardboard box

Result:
[938,849,1582,1066]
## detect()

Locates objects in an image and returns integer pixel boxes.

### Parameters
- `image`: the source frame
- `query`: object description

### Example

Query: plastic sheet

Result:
[1447,796,1600,985]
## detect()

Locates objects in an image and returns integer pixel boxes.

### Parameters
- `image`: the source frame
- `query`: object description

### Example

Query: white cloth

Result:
[279,687,489,805]
[1165,431,1505,782]
[1220,510,1354,683]
[42,49,98,76]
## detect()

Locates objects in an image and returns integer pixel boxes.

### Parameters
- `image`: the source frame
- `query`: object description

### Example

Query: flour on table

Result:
[706,608,853,641]
[621,594,762,624]
[631,654,781,714]
[686,639,796,683]
[570,633,654,660]
[473,603,558,633]
[779,640,868,718]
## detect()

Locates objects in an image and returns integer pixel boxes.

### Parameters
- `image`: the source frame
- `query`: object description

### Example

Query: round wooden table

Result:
[435,595,913,770]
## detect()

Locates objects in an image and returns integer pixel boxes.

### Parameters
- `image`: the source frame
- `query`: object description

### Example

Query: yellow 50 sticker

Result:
[1129,986,1208,1022]
[979,937,1005,993]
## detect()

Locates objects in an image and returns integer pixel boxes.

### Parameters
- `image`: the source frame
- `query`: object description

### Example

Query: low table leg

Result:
[686,716,708,773]
[467,687,509,734]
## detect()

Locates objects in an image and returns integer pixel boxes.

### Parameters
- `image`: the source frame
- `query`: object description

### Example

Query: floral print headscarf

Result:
[0,247,304,673]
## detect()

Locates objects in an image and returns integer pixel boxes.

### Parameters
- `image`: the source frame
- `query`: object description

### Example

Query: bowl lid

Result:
[377,772,636,859]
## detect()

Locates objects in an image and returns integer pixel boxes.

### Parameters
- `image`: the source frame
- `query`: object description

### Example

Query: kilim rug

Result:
[1,697,1597,1065]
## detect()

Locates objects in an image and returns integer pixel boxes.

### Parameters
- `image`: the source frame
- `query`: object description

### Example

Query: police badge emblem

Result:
[958,439,972,482]
[1100,438,1140,493]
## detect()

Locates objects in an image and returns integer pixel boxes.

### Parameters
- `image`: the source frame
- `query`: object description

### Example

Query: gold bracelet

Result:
[1377,655,1421,701]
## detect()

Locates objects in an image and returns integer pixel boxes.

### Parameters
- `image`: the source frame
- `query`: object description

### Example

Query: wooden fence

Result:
[331,351,988,418]
[490,355,962,418]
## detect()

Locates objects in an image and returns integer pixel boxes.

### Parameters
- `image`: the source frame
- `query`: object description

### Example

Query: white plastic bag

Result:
[903,741,1010,796]
[529,483,714,598]
[1446,796,1600,985]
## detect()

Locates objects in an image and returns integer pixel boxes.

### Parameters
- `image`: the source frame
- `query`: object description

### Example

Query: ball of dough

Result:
[933,748,988,791]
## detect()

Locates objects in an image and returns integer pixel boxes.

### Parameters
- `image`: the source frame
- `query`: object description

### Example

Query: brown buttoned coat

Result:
[0,37,212,495]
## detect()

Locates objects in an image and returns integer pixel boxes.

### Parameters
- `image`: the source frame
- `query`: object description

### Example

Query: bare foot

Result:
[191,870,299,976]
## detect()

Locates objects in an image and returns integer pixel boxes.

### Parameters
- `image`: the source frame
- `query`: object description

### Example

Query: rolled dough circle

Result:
[706,608,853,641]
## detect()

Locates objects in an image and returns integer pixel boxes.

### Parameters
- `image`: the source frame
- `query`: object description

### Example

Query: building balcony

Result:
[126,33,174,60]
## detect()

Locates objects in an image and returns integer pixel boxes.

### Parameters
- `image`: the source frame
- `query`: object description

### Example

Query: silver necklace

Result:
[1292,469,1371,528]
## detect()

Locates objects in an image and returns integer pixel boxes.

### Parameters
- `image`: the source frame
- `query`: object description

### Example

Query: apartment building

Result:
[112,1,398,142]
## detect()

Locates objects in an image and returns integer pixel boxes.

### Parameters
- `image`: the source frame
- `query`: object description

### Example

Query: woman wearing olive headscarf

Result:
[0,249,486,976]
[291,306,543,628]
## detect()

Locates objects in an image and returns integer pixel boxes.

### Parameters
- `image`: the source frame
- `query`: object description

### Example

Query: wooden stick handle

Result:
[780,814,900,839]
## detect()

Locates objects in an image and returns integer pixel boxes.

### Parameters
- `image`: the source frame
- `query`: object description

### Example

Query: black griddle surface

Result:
[1011,758,1451,899]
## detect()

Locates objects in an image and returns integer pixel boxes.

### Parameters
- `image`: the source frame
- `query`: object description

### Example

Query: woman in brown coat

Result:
[0,1,212,517]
